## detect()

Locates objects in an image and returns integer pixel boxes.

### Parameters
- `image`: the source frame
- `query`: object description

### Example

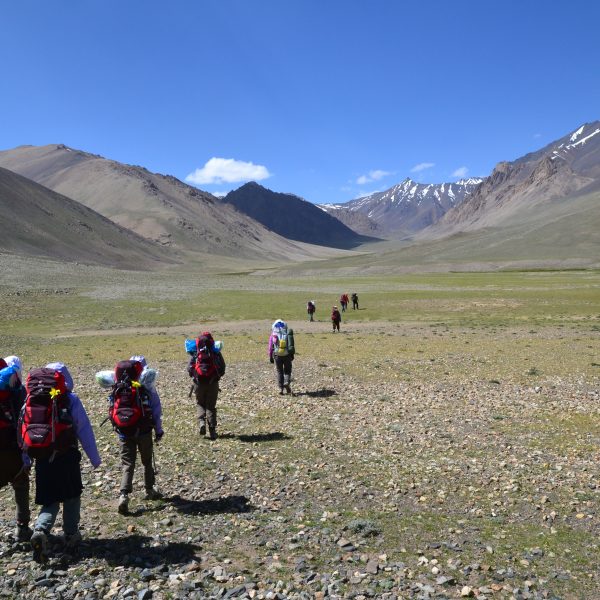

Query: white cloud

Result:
[186,157,271,185]
[533,133,542,139]
[452,166,469,178]
[211,191,229,198]
[410,162,435,173]
[355,169,391,185]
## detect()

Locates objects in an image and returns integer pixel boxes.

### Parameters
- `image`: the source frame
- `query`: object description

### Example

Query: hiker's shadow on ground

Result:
[295,388,337,398]
[237,432,291,443]
[58,534,200,568]
[167,494,253,516]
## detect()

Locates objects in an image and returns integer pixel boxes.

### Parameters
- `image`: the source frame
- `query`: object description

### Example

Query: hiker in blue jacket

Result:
[0,355,31,542]
[29,362,101,562]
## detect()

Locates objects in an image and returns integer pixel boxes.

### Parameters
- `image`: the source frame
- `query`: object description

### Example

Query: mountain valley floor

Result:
[1,256,599,599]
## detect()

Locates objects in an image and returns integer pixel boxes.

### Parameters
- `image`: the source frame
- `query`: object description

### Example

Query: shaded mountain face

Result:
[320,178,483,237]
[0,145,327,261]
[429,121,600,235]
[222,182,377,249]
[0,167,171,268]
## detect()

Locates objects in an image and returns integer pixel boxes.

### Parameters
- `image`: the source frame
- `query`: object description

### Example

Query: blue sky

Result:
[2,1,599,204]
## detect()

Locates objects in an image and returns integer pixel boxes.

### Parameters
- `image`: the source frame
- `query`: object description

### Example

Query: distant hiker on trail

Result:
[351,293,359,310]
[187,332,226,441]
[331,306,342,332]
[268,319,295,395]
[0,355,31,542]
[307,300,316,322]
[22,363,101,563]
[340,293,349,312]
[97,356,163,515]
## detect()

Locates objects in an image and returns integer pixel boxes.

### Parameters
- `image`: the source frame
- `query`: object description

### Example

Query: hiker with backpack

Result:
[268,320,295,394]
[99,357,163,515]
[351,292,359,310]
[20,362,101,562]
[307,300,316,322]
[331,306,342,332]
[187,332,226,440]
[0,355,31,542]
[340,294,349,312]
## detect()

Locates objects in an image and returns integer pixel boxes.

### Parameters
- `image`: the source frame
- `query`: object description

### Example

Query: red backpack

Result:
[19,367,75,459]
[193,333,221,381]
[108,360,153,437]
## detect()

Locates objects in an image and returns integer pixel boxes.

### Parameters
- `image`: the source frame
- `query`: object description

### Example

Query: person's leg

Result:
[34,501,60,534]
[205,381,219,439]
[12,465,31,540]
[283,356,293,393]
[62,496,81,536]
[195,381,208,435]
[119,437,137,495]
[31,501,59,561]
[274,357,285,393]
[12,468,31,527]
[137,433,156,494]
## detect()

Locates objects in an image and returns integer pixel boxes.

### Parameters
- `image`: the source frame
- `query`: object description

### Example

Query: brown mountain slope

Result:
[0,167,172,268]
[425,121,600,237]
[0,144,336,261]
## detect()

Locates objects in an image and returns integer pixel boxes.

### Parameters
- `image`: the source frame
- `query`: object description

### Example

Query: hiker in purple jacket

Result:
[116,355,164,516]
[29,362,101,562]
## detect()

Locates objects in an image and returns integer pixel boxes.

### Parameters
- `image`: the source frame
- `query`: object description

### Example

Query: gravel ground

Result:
[2,352,600,599]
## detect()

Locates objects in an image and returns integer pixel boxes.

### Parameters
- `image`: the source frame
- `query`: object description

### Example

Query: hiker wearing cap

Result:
[111,356,164,515]
[307,300,316,322]
[331,306,342,332]
[268,320,295,394]
[351,293,359,310]
[0,355,32,542]
[25,362,101,562]
[187,332,226,440]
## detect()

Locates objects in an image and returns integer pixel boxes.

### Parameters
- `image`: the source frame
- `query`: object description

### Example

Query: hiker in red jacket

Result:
[340,294,348,312]
[331,306,341,332]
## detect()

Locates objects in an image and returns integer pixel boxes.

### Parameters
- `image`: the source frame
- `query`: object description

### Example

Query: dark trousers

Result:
[119,432,155,494]
[352,300,358,309]
[194,379,219,430]
[274,355,293,389]
[0,450,30,525]
[332,320,340,331]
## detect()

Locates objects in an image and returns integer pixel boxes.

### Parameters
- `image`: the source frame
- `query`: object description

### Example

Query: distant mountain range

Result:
[0,144,346,264]
[319,178,483,237]
[222,182,377,249]
[0,120,598,269]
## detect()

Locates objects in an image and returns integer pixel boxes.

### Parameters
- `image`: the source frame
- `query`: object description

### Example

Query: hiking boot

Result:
[285,384,292,395]
[14,523,33,542]
[279,387,284,395]
[63,530,82,549]
[199,424,206,436]
[208,428,218,441]
[30,530,48,563]
[145,488,162,500]
[117,493,129,515]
